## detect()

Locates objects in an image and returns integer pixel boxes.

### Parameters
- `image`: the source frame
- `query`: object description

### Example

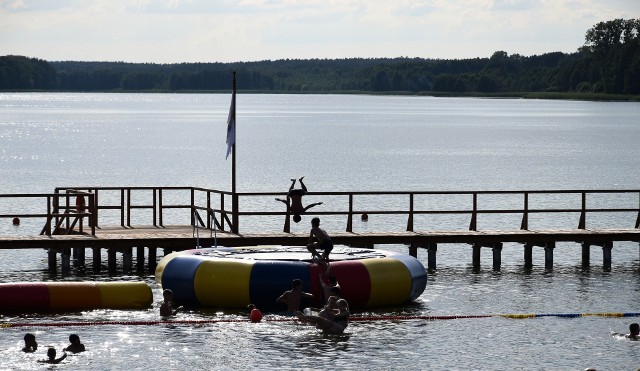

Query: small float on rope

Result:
[0,281,152,314]
[155,245,427,311]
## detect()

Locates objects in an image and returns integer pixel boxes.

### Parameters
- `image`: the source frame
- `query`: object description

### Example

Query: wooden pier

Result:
[1,187,639,272]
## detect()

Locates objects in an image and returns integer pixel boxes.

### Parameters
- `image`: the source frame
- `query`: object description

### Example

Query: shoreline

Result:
[2,89,639,102]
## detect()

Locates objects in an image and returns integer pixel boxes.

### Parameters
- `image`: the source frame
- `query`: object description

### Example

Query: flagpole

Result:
[231,71,238,233]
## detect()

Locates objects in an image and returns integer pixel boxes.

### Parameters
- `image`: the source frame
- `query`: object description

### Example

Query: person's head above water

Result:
[630,323,639,336]
[293,214,301,223]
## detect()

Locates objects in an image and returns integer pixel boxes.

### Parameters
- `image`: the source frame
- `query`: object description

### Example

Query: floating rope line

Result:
[2,312,639,329]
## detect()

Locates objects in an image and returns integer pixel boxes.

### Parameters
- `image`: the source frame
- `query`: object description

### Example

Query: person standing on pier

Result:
[275,177,323,223]
[307,217,333,262]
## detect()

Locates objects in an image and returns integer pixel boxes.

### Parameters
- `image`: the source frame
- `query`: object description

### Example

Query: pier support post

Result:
[61,248,71,272]
[427,243,437,271]
[581,243,591,268]
[148,247,157,269]
[544,242,555,270]
[409,244,418,258]
[92,247,101,270]
[524,243,533,268]
[472,243,481,270]
[123,247,133,272]
[73,247,85,266]
[48,249,57,270]
[137,246,145,269]
[602,241,613,271]
[108,248,117,271]
[492,243,503,271]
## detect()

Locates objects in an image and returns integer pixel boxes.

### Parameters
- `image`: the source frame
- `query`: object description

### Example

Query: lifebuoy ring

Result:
[75,195,86,213]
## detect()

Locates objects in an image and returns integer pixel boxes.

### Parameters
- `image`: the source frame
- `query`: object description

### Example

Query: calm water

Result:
[1,93,639,370]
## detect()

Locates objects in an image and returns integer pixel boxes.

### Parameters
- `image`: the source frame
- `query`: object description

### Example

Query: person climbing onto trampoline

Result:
[275,177,322,223]
[307,217,333,262]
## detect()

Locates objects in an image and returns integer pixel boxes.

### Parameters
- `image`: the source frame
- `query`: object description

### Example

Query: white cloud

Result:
[1,0,638,62]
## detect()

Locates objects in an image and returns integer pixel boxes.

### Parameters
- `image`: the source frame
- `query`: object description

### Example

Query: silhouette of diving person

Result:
[275,177,322,223]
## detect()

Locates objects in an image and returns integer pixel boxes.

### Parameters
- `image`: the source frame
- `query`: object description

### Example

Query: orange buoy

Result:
[250,308,263,323]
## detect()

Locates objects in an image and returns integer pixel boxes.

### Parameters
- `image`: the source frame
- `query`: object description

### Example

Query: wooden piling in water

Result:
[92,247,100,269]
[108,248,117,271]
[492,243,502,271]
[472,243,481,269]
[544,242,555,270]
[123,247,132,271]
[427,243,437,271]
[582,243,591,267]
[524,243,533,268]
[602,242,613,271]
[137,246,145,269]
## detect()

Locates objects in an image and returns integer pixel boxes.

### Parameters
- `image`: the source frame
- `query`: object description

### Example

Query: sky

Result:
[1,0,639,64]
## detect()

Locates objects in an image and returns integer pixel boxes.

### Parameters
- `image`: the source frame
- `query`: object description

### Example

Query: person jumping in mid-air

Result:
[275,177,322,223]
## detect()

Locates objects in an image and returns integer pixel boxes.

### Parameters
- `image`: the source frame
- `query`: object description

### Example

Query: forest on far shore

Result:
[1,19,639,98]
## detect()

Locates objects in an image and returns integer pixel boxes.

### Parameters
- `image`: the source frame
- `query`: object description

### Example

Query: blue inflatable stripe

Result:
[161,255,204,306]
[249,261,311,312]
[387,253,427,302]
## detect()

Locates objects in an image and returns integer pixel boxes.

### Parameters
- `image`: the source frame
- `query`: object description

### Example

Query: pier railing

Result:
[1,188,639,235]
[0,190,95,235]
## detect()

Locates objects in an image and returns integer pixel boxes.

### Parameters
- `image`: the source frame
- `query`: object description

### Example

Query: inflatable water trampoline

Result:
[156,246,427,311]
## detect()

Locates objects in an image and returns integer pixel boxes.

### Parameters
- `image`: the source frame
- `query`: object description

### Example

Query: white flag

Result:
[225,92,235,160]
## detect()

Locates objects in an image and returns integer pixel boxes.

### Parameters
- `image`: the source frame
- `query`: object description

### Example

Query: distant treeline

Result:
[1,19,639,96]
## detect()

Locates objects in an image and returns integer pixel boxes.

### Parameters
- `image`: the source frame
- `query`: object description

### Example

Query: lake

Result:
[1,93,639,370]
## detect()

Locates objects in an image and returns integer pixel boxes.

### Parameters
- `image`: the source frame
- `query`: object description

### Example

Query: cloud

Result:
[1,0,639,62]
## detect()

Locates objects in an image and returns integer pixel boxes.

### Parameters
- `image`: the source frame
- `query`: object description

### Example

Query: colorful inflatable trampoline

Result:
[156,246,427,311]
[0,281,152,313]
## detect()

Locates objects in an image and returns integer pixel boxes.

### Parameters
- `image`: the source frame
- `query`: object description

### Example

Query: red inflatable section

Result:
[0,283,49,312]
[330,260,371,310]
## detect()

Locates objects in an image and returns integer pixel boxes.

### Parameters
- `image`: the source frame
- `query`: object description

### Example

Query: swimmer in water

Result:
[22,333,37,353]
[38,348,67,364]
[160,289,181,316]
[276,279,314,313]
[64,334,86,353]
[611,322,639,340]
[295,296,349,335]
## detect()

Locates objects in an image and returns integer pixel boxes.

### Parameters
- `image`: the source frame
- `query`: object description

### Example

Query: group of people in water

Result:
[21,333,85,364]
[275,272,348,335]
